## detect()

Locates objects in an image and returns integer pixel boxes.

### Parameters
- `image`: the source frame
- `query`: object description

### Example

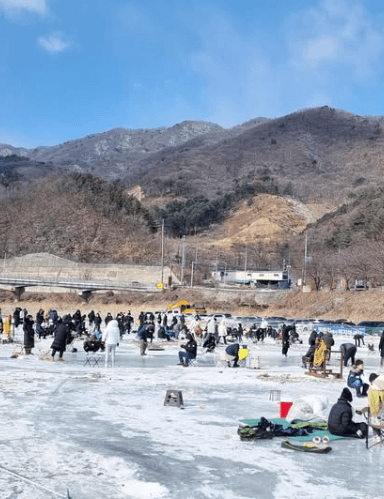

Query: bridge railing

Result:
[0,273,159,290]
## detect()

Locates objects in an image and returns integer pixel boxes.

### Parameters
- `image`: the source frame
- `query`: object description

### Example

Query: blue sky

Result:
[1,0,384,147]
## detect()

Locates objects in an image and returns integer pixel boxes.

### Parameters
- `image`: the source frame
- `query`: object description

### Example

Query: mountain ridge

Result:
[1,106,384,202]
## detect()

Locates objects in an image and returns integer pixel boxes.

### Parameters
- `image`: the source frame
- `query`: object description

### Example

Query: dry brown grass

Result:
[1,288,383,323]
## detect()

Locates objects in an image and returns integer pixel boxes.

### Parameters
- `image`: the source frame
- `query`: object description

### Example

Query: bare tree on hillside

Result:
[306,257,328,291]
[323,254,338,291]
[336,249,356,291]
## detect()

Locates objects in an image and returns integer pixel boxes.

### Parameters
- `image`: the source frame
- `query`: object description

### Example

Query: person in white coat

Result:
[102,319,120,367]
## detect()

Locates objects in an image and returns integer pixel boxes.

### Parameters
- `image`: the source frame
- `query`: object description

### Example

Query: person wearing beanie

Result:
[347,359,369,397]
[328,388,368,438]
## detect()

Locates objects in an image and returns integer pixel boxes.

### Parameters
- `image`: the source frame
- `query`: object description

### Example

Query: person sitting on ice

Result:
[178,333,197,367]
[83,334,105,353]
[313,333,333,368]
[225,342,240,367]
[302,344,316,367]
[203,333,216,353]
[328,387,367,438]
[347,359,369,397]
[308,330,318,346]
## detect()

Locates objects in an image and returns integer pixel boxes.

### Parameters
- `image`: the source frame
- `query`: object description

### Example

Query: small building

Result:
[211,268,290,289]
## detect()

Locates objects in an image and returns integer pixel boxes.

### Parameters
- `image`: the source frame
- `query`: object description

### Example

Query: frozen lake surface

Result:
[0,334,383,499]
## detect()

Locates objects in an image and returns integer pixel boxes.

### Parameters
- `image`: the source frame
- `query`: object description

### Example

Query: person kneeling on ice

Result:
[102,318,120,367]
[178,333,197,366]
[347,359,369,398]
[225,342,240,367]
[328,387,367,438]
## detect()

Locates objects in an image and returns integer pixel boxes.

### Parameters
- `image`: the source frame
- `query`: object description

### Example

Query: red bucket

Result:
[279,401,293,418]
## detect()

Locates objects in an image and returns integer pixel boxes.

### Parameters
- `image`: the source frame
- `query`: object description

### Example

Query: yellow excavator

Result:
[167,299,206,314]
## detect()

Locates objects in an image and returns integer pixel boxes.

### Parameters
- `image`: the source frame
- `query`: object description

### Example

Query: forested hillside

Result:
[0,174,156,262]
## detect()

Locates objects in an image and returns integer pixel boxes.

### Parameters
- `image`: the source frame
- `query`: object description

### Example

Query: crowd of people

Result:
[2,306,384,441]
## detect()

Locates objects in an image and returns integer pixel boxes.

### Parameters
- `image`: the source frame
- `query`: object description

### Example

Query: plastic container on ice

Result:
[279,401,293,418]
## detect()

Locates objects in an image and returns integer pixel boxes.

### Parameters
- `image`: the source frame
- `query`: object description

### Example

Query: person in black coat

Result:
[340,343,357,367]
[35,309,45,339]
[23,315,35,354]
[178,333,197,366]
[203,333,216,352]
[50,316,71,362]
[328,388,367,438]
[308,330,318,346]
[302,345,316,367]
[225,342,240,367]
[379,330,384,367]
[281,324,290,357]
[88,310,95,327]
[94,313,102,335]
[125,312,133,334]
[13,307,21,329]
[139,311,145,327]
[104,312,113,326]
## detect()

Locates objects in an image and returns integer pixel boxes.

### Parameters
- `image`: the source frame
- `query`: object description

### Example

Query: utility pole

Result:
[180,235,186,284]
[244,244,248,281]
[160,219,164,285]
[190,261,194,287]
[303,231,308,286]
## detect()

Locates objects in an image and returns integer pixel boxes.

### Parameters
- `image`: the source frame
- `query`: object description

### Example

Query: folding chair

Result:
[357,406,384,449]
[83,353,101,368]
[217,351,229,368]
[367,343,375,355]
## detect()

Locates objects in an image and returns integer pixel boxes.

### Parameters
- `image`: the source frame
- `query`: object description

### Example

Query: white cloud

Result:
[185,0,384,125]
[0,0,48,15]
[303,35,339,66]
[38,32,72,54]
[288,0,384,80]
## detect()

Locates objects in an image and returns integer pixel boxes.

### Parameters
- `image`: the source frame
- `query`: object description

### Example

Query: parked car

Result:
[293,319,315,334]
[357,321,384,335]
[229,316,261,328]
[207,313,232,321]
[265,316,289,329]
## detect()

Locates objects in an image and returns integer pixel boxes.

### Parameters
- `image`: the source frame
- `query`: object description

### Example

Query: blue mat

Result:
[240,418,352,441]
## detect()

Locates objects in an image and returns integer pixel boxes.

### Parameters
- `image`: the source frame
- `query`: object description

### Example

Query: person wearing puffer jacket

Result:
[328,388,367,438]
[102,319,120,368]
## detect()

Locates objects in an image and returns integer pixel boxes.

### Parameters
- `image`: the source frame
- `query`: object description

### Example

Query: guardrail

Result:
[0,274,159,292]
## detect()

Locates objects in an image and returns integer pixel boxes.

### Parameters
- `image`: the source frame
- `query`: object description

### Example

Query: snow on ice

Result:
[0,332,382,499]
